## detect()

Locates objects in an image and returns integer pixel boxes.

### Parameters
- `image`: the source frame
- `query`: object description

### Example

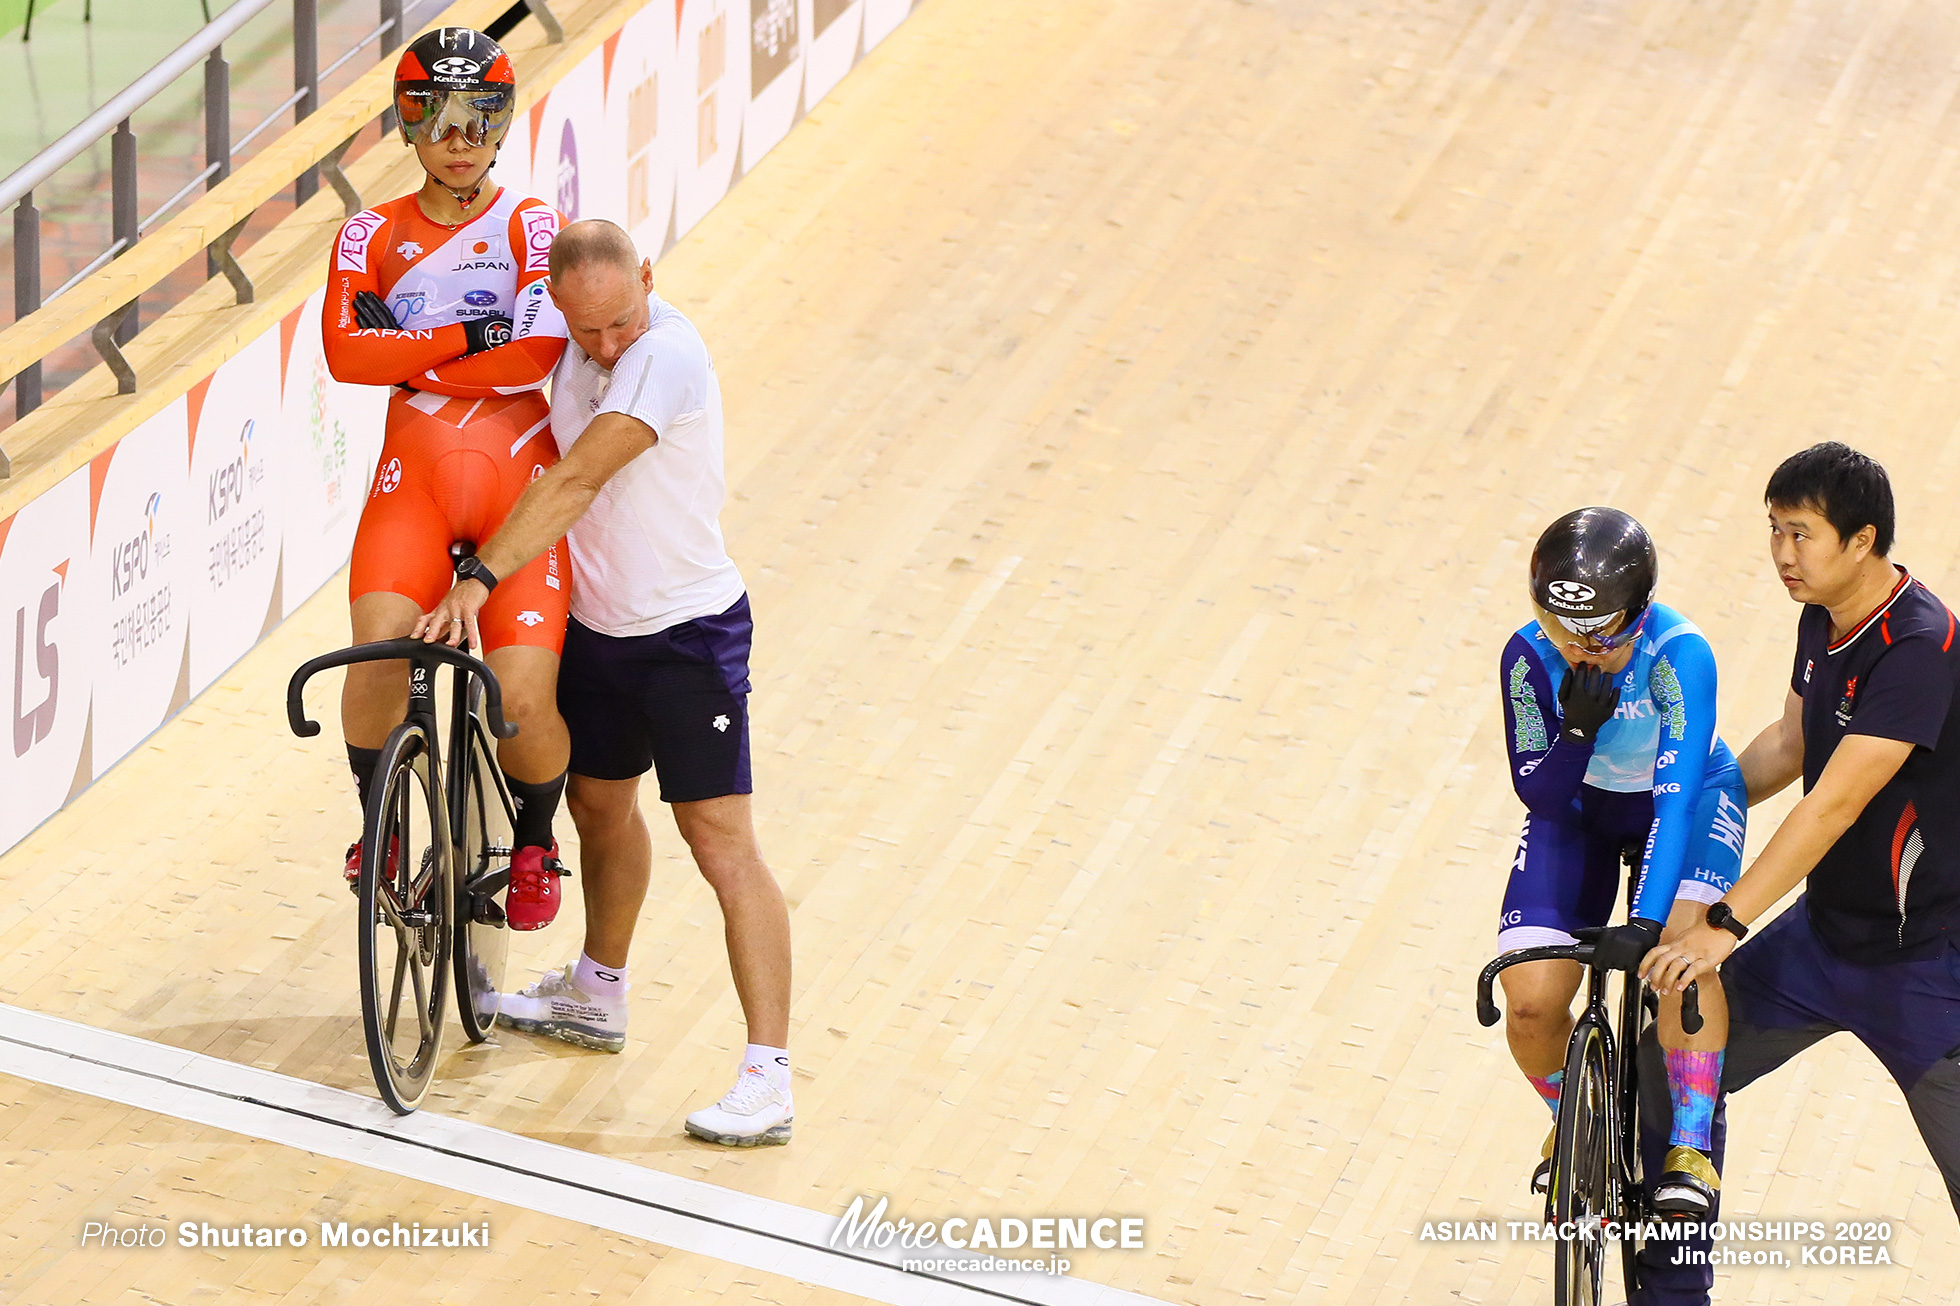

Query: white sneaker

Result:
[495,963,626,1053]
[684,1067,793,1146]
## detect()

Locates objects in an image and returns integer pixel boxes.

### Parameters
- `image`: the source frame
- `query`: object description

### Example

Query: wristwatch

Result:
[455,556,499,593]
[1705,902,1749,940]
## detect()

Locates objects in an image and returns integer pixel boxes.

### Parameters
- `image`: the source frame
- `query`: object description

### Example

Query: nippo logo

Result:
[1546,579,1596,608]
[336,210,385,273]
[429,57,482,78]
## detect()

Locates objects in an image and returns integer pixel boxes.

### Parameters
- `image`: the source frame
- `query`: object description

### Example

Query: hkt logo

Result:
[12,561,64,757]
[375,458,403,496]
[208,420,264,524]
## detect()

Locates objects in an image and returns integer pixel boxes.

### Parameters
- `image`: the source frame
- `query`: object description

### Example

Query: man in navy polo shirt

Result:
[1640,443,1960,1303]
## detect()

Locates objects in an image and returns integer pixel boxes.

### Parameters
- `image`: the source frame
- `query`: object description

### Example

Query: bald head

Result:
[548,218,640,281]
[547,220,655,370]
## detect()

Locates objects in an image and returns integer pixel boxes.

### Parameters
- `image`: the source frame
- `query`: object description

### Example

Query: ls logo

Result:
[12,564,63,758]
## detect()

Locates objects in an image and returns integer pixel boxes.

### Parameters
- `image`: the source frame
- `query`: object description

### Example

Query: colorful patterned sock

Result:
[1527,1069,1563,1114]
[1666,1048,1723,1151]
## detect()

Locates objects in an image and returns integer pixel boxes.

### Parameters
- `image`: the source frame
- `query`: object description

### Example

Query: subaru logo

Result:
[464,289,498,306]
[1546,580,1596,606]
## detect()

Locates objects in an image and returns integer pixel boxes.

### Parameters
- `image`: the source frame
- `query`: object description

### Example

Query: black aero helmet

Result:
[1530,507,1657,646]
[393,28,517,148]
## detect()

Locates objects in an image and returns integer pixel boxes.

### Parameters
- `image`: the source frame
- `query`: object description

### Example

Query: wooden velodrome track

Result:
[6,0,1960,1301]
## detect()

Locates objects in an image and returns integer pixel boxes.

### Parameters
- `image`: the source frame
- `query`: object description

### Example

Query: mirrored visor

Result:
[1551,606,1648,654]
[396,87,515,148]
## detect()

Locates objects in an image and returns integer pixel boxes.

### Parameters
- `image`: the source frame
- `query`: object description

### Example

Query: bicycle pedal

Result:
[469,867,512,897]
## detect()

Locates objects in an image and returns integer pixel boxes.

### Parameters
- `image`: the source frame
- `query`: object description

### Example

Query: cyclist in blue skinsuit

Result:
[1497,507,1744,1216]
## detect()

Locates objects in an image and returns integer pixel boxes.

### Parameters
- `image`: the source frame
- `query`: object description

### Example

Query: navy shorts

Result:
[1723,899,1960,1092]
[1498,779,1746,952]
[557,595,753,804]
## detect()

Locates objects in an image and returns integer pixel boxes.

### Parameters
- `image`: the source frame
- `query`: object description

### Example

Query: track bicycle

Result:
[286,546,520,1114]
[1477,850,1704,1306]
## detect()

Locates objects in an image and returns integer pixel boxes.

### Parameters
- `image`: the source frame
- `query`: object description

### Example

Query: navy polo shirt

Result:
[1792,568,1960,962]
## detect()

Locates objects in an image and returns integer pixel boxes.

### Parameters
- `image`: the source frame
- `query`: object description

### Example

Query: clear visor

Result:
[396,87,514,148]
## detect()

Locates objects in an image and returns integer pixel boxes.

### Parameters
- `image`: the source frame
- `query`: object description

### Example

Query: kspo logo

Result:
[208,420,264,524]
[12,563,63,758]
[109,492,171,598]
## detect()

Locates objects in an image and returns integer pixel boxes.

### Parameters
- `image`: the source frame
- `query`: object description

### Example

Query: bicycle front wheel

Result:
[452,699,513,1043]
[358,720,454,1114]
[1552,1018,1613,1306]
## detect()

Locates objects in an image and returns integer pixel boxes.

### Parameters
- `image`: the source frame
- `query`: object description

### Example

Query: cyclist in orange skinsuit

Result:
[323,27,571,928]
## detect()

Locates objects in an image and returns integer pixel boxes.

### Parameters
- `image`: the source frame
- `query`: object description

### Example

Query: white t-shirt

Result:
[548,293,745,636]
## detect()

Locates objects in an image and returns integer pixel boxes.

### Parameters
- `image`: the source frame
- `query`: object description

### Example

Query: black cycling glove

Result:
[462,315,513,354]
[353,290,400,331]
[1557,663,1620,743]
[1593,917,1663,972]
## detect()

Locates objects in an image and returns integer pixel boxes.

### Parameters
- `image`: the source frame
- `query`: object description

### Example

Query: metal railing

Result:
[4,0,411,420]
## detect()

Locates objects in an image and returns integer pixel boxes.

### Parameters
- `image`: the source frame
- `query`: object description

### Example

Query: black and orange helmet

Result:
[393,28,517,148]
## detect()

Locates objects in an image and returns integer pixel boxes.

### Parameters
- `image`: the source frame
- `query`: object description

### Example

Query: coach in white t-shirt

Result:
[415,219,793,1147]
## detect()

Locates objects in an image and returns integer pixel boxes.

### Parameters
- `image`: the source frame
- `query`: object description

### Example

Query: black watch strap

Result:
[1706,902,1749,940]
[457,556,499,593]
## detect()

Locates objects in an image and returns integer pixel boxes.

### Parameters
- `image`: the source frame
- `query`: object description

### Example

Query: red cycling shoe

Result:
[344,835,402,893]
[506,842,570,930]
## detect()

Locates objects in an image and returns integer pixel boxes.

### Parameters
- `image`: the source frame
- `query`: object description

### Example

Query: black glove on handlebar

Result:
[1593,917,1663,972]
[1557,663,1621,743]
[463,315,513,354]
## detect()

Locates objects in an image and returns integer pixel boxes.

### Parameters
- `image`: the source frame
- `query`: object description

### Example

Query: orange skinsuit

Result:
[324,186,570,651]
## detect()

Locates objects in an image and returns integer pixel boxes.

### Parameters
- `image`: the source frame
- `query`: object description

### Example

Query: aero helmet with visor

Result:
[1529,507,1657,652]
[393,28,516,149]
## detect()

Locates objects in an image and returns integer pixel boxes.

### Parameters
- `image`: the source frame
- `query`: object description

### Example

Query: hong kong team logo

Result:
[1835,675,1858,726]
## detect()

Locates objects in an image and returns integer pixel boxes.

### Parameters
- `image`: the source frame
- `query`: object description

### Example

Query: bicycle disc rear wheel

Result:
[359,721,453,1114]
[453,700,513,1043]
[1553,1018,1613,1306]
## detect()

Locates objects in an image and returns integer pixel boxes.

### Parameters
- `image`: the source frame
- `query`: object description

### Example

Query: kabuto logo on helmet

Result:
[430,57,483,78]
[1546,580,1597,609]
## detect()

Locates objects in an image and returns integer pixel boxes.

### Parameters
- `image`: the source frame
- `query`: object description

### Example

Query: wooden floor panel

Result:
[0,1078,872,1306]
[6,0,1960,1301]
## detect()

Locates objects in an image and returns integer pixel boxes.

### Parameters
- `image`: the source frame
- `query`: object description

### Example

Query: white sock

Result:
[573,953,627,999]
[744,1043,791,1093]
